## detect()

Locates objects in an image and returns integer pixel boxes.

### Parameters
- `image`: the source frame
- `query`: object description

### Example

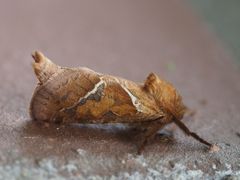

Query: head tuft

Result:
[144,73,186,120]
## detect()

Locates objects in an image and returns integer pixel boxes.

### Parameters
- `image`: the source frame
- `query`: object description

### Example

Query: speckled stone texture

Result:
[0,0,239,179]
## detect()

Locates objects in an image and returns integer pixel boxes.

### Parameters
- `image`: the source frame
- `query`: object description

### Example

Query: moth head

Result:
[144,73,187,120]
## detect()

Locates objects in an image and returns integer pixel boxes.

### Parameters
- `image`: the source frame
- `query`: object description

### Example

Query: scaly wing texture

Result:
[30,67,101,122]
[30,51,165,124]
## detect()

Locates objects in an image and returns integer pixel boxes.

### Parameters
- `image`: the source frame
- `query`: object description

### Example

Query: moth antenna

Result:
[173,118,212,147]
[32,51,61,84]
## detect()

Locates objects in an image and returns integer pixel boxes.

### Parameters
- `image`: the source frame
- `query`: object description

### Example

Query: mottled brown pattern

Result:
[30,51,216,153]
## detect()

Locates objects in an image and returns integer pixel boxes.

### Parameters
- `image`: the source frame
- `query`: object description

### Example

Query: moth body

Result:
[30,51,217,153]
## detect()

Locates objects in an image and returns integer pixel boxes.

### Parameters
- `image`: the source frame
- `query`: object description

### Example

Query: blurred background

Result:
[190,0,240,64]
[0,0,239,179]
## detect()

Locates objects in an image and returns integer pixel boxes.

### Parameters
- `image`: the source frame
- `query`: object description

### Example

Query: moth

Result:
[30,51,218,153]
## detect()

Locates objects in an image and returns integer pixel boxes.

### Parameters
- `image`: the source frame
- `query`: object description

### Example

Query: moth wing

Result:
[30,68,101,121]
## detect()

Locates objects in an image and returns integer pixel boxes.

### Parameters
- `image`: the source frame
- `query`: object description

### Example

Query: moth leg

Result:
[172,118,212,147]
[137,120,166,154]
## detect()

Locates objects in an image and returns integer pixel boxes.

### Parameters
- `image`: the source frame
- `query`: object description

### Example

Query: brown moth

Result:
[30,51,219,153]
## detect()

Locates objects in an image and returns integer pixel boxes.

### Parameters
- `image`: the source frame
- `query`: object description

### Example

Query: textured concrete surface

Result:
[0,0,240,179]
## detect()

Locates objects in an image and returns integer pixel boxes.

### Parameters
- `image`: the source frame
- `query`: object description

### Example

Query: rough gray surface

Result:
[0,0,239,179]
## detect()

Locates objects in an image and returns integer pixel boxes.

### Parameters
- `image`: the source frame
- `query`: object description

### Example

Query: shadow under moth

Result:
[30,51,219,154]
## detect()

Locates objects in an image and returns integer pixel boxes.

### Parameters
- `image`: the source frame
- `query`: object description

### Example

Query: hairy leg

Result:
[172,117,212,146]
[137,119,167,154]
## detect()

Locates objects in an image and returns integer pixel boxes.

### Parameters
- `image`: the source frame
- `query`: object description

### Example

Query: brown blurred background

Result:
[0,0,239,179]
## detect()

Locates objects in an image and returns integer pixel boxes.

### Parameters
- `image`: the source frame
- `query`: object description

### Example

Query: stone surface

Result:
[0,0,239,179]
